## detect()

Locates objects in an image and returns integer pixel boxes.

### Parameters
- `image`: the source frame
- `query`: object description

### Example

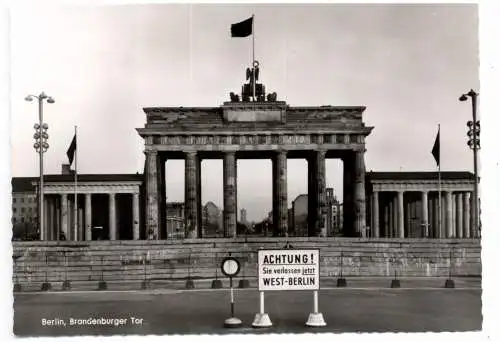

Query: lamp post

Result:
[459,89,480,238]
[25,92,55,241]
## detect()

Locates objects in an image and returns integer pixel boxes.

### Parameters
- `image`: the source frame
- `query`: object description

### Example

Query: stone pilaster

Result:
[133,193,140,240]
[456,192,464,239]
[223,152,237,238]
[445,191,453,238]
[184,152,198,238]
[158,155,166,239]
[463,192,471,238]
[421,191,429,238]
[61,194,68,240]
[397,191,404,238]
[353,151,366,237]
[85,194,92,241]
[109,193,117,240]
[342,153,354,237]
[145,150,159,239]
[272,151,288,237]
[373,191,380,238]
[196,156,202,238]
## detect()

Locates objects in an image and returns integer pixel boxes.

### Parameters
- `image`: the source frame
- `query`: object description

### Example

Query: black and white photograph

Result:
[2,1,499,340]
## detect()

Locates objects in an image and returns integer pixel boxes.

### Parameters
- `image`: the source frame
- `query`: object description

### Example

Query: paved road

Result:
[13,288,482,336]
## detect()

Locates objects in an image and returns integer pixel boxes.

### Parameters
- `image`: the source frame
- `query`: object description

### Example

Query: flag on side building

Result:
[231,17,253,37]
[67,134,77,166]
[431,127,440,167]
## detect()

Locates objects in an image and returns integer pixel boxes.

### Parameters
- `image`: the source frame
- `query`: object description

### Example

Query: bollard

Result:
[185,251,195,289]
[444,249,455,288]
[141,252,149,290]
[62,253,71,291]
[211,252,222,289]
[336,250,347,287]
[13,256,22,292]
[390,269,400,288]
[97,256,107,290]
[41,254,51,291]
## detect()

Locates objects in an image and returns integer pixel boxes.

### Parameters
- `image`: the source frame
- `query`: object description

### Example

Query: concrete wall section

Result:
[12,238,481,285]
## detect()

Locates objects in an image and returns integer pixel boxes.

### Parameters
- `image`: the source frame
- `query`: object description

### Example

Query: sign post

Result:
[254,249,326,327]
[221,256,242,328]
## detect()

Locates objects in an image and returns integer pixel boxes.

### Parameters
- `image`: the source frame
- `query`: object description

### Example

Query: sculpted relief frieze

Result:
[144,133,365,149]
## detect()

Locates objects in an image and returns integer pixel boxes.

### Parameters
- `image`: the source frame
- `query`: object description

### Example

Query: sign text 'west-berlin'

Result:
[258,249,320,291]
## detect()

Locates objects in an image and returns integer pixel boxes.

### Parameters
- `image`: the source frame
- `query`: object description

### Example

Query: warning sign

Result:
[257,249,320,291]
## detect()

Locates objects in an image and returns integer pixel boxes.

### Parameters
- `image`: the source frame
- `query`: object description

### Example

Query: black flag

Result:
[231,17,253,37]
[431,128,440,167]
[67,134,77,166]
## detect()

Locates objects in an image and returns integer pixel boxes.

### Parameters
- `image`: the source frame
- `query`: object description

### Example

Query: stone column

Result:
[272,151,288,237]
[353,151,366,237]
[444,191,453,238]
[184,152,198,238]
[393,195,398,238]
[421,191,429,238]
[145,150,159,239]
[456,193,463,238]
[405,200,411,238]
[85,194,92,241]
[223,152,237,238]
[373,191,380,238]
[61,194,68,240]
[313,151,326,236]
[463,192,471,238]
[388,198,394,238]
[78,208,84,241]
[397,191,404,238]
[383,201,388,238]
[55,199,60,241]
[109,193,116,240]
[133,193,140,240]
[434,195,440,238]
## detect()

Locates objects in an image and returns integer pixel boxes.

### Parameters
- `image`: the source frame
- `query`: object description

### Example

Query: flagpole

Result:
[438,124,442,238]
[74,125,78,241]
[252,14,256,102]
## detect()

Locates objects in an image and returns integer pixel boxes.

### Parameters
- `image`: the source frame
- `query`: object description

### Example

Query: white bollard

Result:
[305,290,326,327]
[252,291,272,328]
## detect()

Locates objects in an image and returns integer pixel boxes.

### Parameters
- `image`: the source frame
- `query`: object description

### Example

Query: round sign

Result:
[221,257,240,277]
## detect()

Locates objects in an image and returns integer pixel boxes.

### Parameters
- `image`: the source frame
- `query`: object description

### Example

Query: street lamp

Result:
[25,92,55,241]
[459,89,480,238]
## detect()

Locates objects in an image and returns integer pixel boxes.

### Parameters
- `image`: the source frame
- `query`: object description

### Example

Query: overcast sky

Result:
[9,3,479,221]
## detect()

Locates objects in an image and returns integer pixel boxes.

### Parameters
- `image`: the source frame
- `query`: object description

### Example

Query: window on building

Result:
[13,198,16,204]
[21,198,25,203]
[21,208,25,213]
[21,217,25,223]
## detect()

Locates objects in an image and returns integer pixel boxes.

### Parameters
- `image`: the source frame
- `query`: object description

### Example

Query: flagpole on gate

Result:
[437,124,442,238]
[252,14,256,102]
[74,125,78,241]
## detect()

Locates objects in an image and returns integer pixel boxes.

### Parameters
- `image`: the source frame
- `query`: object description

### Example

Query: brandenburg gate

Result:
[137,64,373,239]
